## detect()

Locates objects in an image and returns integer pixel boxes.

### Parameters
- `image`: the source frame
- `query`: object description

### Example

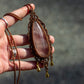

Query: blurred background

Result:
[0,0,84,84]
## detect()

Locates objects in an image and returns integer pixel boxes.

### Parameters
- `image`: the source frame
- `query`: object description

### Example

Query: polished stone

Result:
[32,21,50,58]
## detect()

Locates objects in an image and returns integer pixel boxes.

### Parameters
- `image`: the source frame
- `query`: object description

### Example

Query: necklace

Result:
[27,4,54,77]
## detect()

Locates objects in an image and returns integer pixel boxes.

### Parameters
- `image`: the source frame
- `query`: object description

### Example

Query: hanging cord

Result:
[5,30,17,84]
[6,28,20,84]
[4,12,22,84]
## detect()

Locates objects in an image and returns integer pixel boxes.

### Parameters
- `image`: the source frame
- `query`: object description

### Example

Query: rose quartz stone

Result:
[32,21,50,58]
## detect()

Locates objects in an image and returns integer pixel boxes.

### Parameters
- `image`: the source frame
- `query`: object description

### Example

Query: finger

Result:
[10,35,55,46]
[16,47,54,59]
[49,35,55,44]
[11,34,30,46]
[4,3,35,27]
[10,46,54,59]
[0,3,35,36]
[14,48,33,59]
[8,61,43,71]
[52,46,55,54]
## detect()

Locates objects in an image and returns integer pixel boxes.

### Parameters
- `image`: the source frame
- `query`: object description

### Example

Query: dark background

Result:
[0,0,84,84]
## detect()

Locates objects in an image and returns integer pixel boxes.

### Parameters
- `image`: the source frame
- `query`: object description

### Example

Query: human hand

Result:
[0,3,55,74]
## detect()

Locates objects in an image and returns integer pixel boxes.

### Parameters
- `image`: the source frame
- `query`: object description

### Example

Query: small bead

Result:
[46,71,49,78]
[36,62,41,72]
[50,61,54,66]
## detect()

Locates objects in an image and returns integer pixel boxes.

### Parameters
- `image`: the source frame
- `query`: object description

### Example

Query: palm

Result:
[0,32,10,73]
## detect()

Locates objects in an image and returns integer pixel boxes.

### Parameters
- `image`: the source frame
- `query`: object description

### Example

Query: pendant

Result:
[27,5,54,78]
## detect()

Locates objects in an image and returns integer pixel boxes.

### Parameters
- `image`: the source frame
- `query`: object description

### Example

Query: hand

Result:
[0,3,55,74]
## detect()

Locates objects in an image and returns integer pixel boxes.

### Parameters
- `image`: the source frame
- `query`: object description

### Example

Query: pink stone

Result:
[32,21,50,58]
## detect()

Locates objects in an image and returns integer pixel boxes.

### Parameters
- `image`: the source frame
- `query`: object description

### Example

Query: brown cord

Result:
[5,30,17,84]
[3,12,22,84]
[6,28,20,84]
[25,4,33,13]
[4,13,22,21]
[24,4,33,15]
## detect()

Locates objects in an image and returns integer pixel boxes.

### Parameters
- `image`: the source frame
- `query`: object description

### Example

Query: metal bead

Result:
[36,62,41,72]
[50,60,54,66]
[46,71,49,78]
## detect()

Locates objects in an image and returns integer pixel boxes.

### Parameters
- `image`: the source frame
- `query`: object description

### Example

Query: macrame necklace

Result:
[27,4,54,77]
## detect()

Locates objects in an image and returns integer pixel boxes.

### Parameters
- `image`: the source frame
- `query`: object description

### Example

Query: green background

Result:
[0,0,84,84]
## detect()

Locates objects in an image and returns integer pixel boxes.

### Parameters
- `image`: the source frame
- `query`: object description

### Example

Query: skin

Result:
[0,3,55,74]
